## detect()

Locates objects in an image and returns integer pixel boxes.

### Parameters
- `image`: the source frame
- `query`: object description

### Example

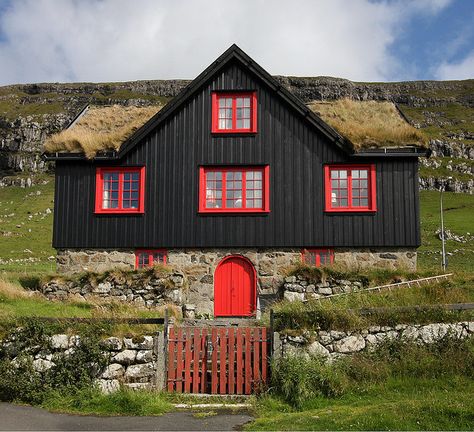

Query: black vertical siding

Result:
[53,60,421,249]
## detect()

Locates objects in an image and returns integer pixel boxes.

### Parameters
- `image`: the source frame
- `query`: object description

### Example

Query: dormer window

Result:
[211,92,257,133]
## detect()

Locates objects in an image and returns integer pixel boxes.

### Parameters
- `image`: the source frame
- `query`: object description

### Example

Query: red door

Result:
[214,256,256,317]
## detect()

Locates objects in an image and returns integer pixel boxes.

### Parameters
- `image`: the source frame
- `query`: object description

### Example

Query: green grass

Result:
[0,175,55,272]
[42,388,172,416]
[250,377,474,430]
[418,190,474,273]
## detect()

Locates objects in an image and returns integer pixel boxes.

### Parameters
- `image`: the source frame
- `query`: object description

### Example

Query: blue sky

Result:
[0,0,472,85]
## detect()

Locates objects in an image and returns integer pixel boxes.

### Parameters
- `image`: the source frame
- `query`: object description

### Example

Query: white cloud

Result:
[435,50,474,80]
[0,0,452,85]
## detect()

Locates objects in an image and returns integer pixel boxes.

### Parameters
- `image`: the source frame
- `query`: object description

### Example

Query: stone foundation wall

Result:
[276,321,474,362]
[55,247,417,316]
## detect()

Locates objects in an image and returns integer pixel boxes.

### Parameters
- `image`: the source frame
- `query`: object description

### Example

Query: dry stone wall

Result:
[0,333,165,394]
[276,321,474,361]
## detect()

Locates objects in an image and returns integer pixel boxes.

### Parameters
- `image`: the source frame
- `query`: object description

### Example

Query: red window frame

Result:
[199,166,270,213]
[301,249,334,267]
[95,167,145,214]
[211,92,257,133]
[135,249,167,269]
[324,164,376,212]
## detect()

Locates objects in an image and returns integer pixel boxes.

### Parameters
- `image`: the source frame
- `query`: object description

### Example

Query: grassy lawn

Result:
[250,377,474,431]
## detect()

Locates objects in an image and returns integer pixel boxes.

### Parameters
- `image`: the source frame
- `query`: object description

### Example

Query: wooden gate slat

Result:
[261,327,267,385]
[253,328,260,391]
[228,327,235,394]
[176,328,183,393]
[211,328,218,394]
[167,326,269,395]
[192,328,200,393]
[219,328,227,394]
[167,327,176,392]
[236,328,243,394]
[245,327,252,395]
[184,328,192,392]
[201,328,208,393]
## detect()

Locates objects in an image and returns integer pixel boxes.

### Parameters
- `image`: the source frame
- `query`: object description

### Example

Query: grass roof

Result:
[308,99,427,149]
[44,99,426,158]
[43,105,162,158]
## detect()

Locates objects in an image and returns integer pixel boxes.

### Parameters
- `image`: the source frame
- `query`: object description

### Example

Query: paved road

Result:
[0,403,253,431]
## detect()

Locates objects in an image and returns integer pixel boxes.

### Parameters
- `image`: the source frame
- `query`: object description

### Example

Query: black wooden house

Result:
[45,45,426,317]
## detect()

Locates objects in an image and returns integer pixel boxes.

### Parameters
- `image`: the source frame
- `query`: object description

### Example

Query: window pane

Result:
[331,170,339,179]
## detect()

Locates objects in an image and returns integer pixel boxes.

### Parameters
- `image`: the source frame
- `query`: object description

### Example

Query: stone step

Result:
[179,318,262,328]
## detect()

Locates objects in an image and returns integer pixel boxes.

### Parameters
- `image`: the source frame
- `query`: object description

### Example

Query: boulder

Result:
[101,337,123,351]
[334,335,365,353]
[306,341,330,357]
[50,334,69,350]
[124,363,155,379]
[136,350,153,363]
[124,336,154,350]
[112,350,137,365]
[283,291,304,302]
[33,358,55,372]
[96,379,120,394]
[101,363,125,379]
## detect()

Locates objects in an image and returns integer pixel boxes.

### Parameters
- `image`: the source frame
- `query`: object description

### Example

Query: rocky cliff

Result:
[1,77,473,192]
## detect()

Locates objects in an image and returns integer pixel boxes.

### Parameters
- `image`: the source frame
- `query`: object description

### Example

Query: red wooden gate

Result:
[167,327,269,394]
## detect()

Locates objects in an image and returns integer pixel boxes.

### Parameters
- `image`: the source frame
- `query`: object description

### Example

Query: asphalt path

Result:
[0,403,254,431]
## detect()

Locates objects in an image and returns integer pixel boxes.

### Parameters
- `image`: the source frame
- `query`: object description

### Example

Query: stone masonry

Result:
[55,248,417,316]
[276,321,474,362]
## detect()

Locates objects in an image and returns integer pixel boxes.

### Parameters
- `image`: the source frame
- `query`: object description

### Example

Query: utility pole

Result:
[440,177,452,272]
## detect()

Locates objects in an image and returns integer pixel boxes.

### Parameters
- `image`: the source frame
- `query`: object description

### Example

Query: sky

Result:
[0,0,472,85]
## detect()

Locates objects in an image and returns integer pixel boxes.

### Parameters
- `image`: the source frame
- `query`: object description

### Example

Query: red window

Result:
[302,249,334,267]
[95,167,145,214]
[324,164,376,212]
[135,249,167,269]
[211,92,257,133]
[199,166,270,213]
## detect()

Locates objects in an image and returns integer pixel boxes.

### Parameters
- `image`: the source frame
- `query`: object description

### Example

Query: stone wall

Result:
[334,248,417,271]
[38,269,184,308]
[55,248,417,316]
[276,321,474,361]
[283,275,365,302]
[0,333,165,394]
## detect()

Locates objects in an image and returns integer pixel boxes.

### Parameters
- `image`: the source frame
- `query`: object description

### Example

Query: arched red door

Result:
[214,256,256,317]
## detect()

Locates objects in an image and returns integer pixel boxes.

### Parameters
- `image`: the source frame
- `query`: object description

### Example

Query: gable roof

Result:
[44,45,427,161]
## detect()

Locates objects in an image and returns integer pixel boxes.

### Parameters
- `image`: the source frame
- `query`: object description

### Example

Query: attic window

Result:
[95,167,145,214]
[324,164,376,212]
[211,92,257,133]
[302,249,334,267]
[199,166,270,213]
[135,249,167,268]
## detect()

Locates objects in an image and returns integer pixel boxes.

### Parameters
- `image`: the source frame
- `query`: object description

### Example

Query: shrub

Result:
[0,320,108,405]
[270,355,348,408]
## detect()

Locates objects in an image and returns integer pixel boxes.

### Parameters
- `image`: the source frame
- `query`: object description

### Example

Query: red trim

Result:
[199,166,270,214]
[211,92,257,134]
[135,249,167,269]
[214,255,257,317]
[301,249,334,267]
[95,167,145,214]
[324,164,376,212]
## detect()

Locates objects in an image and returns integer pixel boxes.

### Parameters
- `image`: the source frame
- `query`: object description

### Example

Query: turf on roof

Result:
[43,105,162,158]
[44,99,426,158]
[308,99,427,149]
